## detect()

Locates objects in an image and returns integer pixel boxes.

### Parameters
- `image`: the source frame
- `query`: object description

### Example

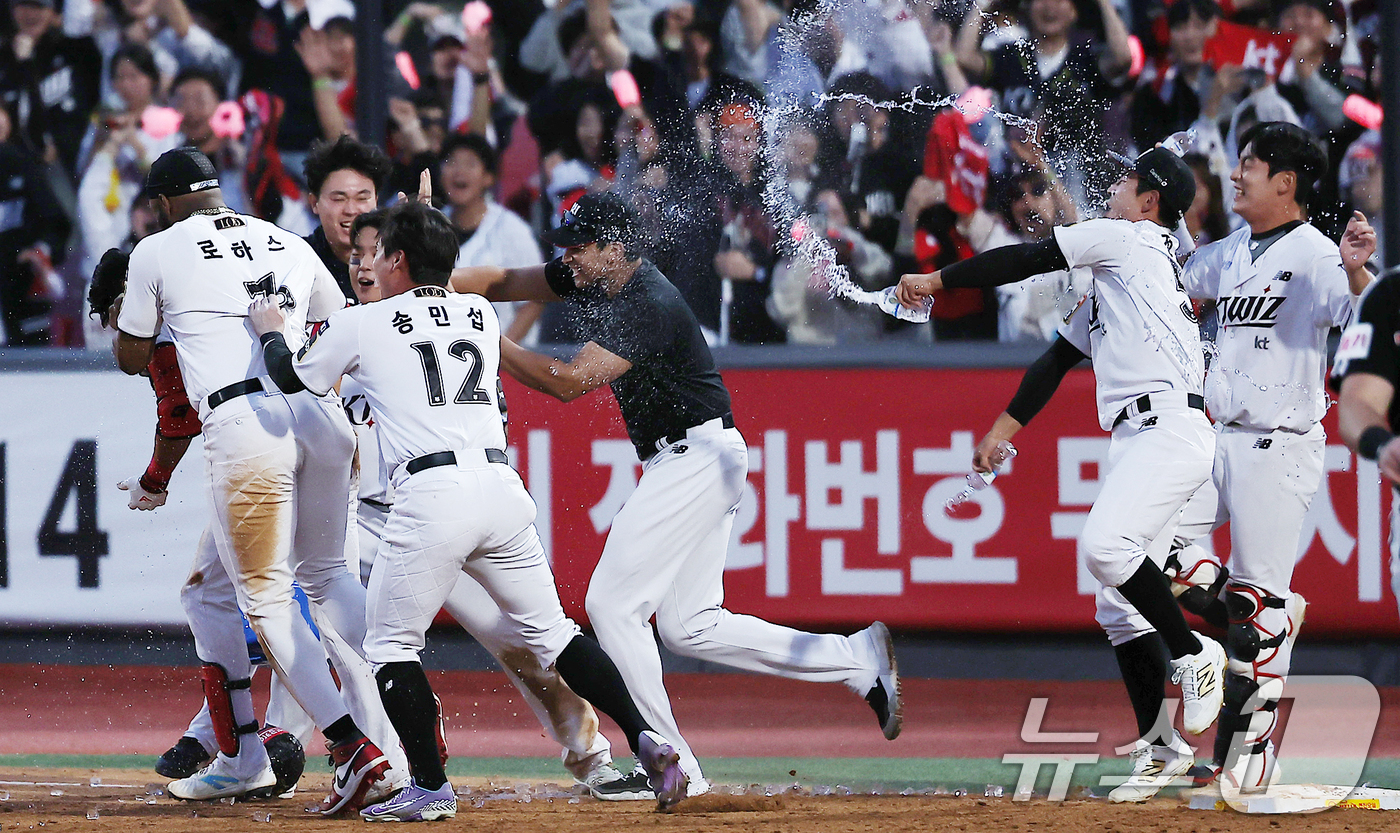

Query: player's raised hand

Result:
[1341,210,1377,274]
[118,475,167,510]
[247,296,286,336]
[895,271,941,310]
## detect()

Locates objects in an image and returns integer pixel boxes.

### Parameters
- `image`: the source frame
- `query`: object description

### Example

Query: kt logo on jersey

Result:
[1218,294,1286,328]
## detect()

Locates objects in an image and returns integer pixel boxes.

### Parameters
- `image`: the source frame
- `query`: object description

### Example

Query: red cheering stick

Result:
[608,70,642,110]
[1343,95,1382,130]
[462,1,492,35]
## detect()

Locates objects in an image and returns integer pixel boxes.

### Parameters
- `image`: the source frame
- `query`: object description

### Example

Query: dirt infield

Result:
[2,767,1398,833]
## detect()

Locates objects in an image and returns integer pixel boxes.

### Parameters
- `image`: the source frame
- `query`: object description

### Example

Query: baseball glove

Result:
[88,248,130,328]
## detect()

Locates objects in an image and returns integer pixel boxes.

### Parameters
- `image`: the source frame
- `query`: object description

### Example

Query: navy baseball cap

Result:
[542,192,637,248]
[1110,146,1196,221]
[145,147,221,200]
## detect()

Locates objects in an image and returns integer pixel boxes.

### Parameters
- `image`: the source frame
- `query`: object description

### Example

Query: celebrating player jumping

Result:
[897,147,1228,800]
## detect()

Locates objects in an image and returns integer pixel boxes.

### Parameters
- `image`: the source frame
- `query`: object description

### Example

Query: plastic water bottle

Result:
[945,441,1017,510]
[1160,129,1198,157]
[876,286,933,323]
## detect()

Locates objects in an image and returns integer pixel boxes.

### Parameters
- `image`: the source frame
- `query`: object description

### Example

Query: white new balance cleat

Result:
[1109,732,1195,803]
[1171,634,1226,735]
[168,752,277,801]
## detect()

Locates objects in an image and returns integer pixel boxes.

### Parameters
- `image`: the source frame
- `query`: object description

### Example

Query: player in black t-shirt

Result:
[1334,273,1400,621]
[449,192,902,797]
[1335,273,1400,487]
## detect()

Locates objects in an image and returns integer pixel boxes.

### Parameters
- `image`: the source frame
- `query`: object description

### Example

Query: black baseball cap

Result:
[1111,146,1196,222]
[145,147,221,200]
[542,192,637,248]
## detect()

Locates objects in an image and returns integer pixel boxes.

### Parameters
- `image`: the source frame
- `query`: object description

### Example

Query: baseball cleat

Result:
[1186,762,1221,788]
[1170,634,1226,735]
[320,734,391,815]
[586,766,654,801]
[168,752,278,801]
[863,621,903,740]
[155,735,213,779]
[1109,732,1195,803]
[360,780,457,822]
[637,731,688,810]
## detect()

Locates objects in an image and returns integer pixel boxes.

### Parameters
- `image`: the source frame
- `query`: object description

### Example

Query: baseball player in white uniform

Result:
[1165,123,1376,792]
[897,148,1228,801]
[250,202,690,819]
[341,211,632,797]
[113,148,403,813]
[449,192,903,796]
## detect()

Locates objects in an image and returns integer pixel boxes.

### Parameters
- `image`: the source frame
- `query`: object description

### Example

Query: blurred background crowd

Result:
[0,0,1387,348]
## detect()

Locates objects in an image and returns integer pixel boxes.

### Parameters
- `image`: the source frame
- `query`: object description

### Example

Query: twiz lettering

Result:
[1218,295,1285,328]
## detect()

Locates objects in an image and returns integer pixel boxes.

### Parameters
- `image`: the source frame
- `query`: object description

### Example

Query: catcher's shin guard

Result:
[1212,584,1297,766]
[1164,545,1229,627]
[201,663,258,756]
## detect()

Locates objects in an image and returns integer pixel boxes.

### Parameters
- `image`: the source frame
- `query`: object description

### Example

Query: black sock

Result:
[376,661,447,791]
[323,715,360,748]
[1114,634,1170,744]
[554,635,652,756]
[1116,560,1203,659]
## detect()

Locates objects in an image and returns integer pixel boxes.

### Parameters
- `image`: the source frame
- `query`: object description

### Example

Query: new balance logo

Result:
[1273,270,1292,282]
[1254,438,1273,449]
[1219,295,1285,328]
[1140,416,1158,427]
[670,444,688,454]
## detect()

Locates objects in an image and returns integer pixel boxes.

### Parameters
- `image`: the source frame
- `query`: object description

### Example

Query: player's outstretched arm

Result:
[1338,373,1400,482]
[450,264,563,302]
[897,238,1070,310]
[115,330,156,375]
[985,335,1088,460]
[500,338,631,402]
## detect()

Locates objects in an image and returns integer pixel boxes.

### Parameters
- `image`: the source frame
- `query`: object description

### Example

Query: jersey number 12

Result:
[412,340,492,406]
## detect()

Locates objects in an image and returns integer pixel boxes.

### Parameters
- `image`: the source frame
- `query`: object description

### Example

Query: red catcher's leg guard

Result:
[200,663,257,756]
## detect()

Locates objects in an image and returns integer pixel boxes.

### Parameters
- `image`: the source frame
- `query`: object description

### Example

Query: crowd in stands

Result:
[0,0,1387,347]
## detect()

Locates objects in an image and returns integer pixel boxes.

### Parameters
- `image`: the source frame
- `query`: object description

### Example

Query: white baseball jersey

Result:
[1055,218,1205,430]
[1182,222,1357,432]
[340,375,389,504]
[292,286,507,473]
[118,210,345,416]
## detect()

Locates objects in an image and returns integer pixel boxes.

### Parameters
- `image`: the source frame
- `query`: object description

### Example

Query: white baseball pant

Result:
[363,454,580,673]
[180,520,409,777]
[585,422,879,782]
[354,498,610,778]
[199,389,395,737]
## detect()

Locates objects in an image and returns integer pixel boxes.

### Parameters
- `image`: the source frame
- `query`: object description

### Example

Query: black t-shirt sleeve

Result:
[1331,274,1400,389]
[543,258,578,298]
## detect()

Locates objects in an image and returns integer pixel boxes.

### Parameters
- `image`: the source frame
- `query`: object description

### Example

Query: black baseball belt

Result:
[1112,393,1205,428]
[405,448,509,475]
[643,413,736,460]
[207,377,268,411]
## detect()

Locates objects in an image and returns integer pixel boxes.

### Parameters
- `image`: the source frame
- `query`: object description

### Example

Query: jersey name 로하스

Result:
[117,211,345,417]
[1183,222,1357,432]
